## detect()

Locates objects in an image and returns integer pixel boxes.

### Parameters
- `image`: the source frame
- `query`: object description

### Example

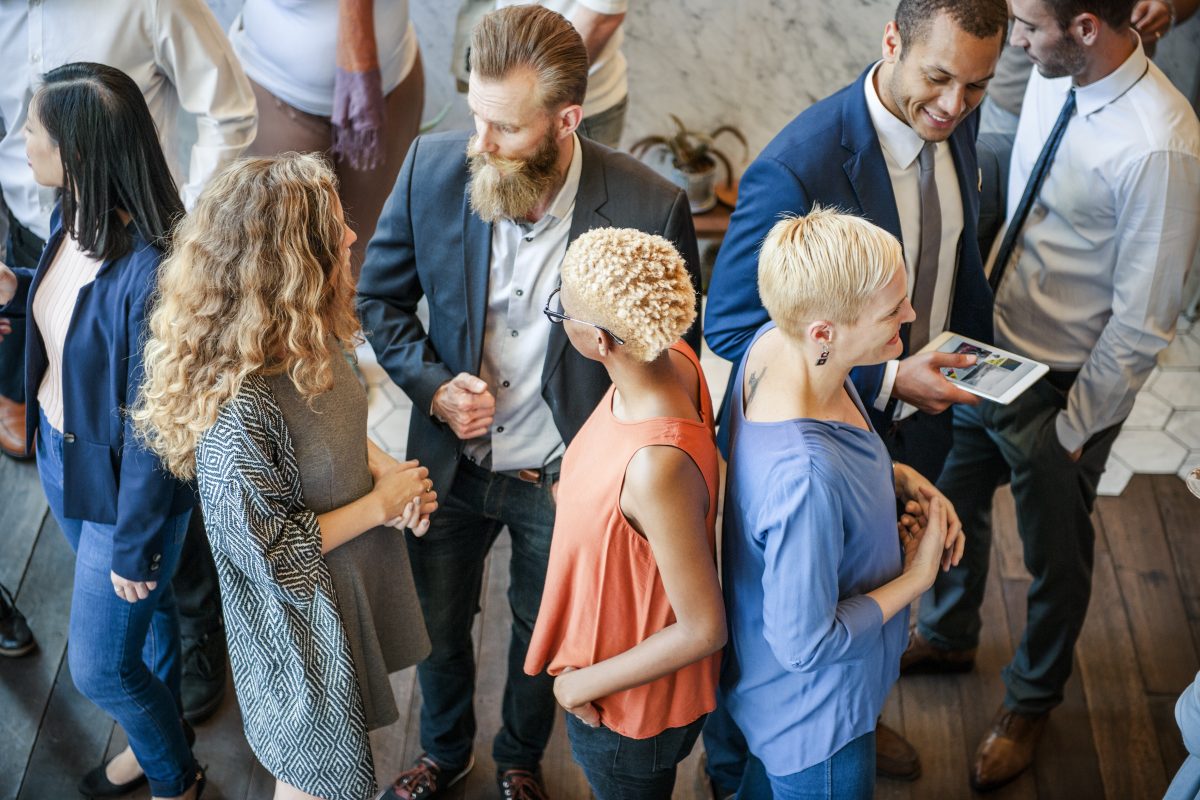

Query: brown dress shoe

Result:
[970,706,1048,791]
[875,720,921,780]
[900,629,976,674]
[0,395,30,459]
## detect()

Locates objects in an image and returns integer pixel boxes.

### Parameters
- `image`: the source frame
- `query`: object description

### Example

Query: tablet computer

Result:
[921,331,1049,405]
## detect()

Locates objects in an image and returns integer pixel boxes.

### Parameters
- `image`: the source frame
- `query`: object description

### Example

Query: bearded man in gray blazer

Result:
[357,6,701,798]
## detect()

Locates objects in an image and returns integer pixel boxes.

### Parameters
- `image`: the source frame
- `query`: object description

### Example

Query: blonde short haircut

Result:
[758,207,903,338]
[560,228,697,362]
[470,5,588,111]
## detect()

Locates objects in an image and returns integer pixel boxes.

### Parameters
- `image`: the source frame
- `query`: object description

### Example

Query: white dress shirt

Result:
[863,62,964,418]
[991,39,1200,452]
[0,0,257,239]
[465,134,583,472]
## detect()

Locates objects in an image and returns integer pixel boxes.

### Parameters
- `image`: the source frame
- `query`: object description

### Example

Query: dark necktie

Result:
[909,142,941,353]
[988,88,1077,294]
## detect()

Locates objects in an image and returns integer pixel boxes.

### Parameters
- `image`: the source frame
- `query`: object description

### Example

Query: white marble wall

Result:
[404,0,1200,169]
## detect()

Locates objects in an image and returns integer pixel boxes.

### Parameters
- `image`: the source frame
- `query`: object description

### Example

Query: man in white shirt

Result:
[357,7,699,798]
[0,0,257,455]
[496,0,630,147]
[0,0,256,730]
[905,0,1200,790]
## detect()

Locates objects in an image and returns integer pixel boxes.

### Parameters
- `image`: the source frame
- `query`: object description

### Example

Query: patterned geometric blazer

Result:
[196,375,376,800]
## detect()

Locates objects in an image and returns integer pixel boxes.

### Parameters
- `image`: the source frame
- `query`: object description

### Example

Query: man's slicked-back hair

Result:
[470,5,589,110]
[895,0,1009,51]
[1039,0,1136,29]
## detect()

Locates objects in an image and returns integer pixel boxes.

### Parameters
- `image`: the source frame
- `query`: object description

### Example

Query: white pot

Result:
[670,163,718,214]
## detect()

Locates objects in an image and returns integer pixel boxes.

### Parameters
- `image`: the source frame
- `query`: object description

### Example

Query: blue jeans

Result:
[738,732,874,800]
[37,412,196,796]
[567,713,705,800]
[405,456,558,771]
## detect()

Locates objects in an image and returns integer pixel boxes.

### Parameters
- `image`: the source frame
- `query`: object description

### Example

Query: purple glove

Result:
[331,67,386,171]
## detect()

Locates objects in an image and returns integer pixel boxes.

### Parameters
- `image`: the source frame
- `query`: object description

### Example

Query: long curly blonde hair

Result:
[133,153,362,479]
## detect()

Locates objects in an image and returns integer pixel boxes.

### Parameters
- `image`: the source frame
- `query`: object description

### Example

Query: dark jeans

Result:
[174,500,222,641]
[702,695,750,796]
[405,456,558,772]
[567,713,705,800]
[738,732,874,800]
[0,211,43,401]
[918,376,1122,713]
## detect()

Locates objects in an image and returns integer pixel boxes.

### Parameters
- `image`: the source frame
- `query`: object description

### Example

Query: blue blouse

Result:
[720,322,908,777]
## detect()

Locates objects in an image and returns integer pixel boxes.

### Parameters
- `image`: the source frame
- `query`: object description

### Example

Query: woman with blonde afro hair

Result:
[135,153,438,800]
[524,227,725,799]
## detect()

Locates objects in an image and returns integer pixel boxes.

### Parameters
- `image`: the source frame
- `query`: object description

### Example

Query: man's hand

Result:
[892,351,981,415]
[1132,0,1173,41]
[431,373,496,440]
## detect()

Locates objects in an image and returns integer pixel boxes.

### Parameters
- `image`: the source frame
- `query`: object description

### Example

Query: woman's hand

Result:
[554,667,601,727]
[366,439,403,481]
[371,461,437,531]
[0,317,12,343]
[903,497,964,590]
[893,463,962,550]
[0,263,16,307]
[111,571,157,603]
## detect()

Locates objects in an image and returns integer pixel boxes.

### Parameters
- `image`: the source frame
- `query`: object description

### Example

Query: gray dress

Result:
[267,354,430,728]
[197,354,428,800]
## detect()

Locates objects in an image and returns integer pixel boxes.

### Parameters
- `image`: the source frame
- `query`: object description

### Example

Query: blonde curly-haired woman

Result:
[135,153,436,800]
[523,228,725,799]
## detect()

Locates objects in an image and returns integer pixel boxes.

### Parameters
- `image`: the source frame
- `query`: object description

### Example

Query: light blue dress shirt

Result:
[721,322,908,777]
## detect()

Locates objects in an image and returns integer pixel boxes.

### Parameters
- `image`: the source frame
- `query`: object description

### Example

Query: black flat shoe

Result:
[77,722,197,798]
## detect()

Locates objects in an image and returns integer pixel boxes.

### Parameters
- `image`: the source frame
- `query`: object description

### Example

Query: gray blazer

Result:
[357,131,703,496]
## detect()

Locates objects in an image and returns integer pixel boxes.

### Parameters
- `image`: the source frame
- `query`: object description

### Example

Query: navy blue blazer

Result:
[357,131,703,498]
[705,65,994,451]
[1,208,193,581]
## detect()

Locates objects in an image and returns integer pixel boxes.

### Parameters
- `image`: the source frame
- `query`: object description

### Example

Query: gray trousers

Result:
[917,376,1122,714]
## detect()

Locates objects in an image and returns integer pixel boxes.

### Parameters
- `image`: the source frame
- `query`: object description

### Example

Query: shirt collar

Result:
[1073,35,1149,117]
[864,61,926,170]
[520,133,583,234]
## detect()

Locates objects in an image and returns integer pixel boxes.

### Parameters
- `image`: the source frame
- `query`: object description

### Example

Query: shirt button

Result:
[514,289,523,297]
[497,426,505,433]
[63,432,76,443]
[524,236,533,243]
[502,380,510,388]
[510,330,519,337]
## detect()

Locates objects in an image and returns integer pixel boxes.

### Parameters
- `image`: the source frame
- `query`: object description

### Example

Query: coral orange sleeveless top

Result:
[524,341,721,739]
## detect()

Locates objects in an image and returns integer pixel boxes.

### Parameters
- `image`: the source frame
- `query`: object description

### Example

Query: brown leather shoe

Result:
[876,720,920,780]
[0,395,30,459]
[970,705,1048,792]
[900,629,976,674]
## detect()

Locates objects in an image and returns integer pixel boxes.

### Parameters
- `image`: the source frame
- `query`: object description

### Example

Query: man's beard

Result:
[1032,35,1087,79]
[467,129,562,223]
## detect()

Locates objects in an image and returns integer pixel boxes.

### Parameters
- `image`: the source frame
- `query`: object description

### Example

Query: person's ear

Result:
[556,103,584,138]
[1074,13,1101,45]
[882,20,903,64]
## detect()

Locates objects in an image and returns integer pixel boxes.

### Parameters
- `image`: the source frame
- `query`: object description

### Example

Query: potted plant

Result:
[631,114,748,213]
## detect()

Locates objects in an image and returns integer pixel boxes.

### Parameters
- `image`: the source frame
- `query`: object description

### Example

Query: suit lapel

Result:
[541,137,612,386]
[841,67,904,242]
[462,188,491,373]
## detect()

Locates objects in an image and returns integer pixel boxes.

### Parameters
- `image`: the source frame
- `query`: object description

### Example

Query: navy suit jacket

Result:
[704,65,994,467]
[1,208,193,581]
[357,131,702,497]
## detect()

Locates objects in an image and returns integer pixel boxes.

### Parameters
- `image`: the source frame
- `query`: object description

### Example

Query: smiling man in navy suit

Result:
[702,0,1008,791]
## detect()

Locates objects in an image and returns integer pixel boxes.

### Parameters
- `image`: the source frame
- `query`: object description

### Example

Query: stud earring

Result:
[816,347,830,366]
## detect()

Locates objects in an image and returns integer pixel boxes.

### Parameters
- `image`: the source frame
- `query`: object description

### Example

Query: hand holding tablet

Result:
[919,332,1049,405]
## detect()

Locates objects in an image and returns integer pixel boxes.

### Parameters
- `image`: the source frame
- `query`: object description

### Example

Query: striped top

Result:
[32,233,104,432]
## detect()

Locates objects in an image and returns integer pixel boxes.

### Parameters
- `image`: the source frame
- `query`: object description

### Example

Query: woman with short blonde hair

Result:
[137,153,436,800]
[720,208,965,799]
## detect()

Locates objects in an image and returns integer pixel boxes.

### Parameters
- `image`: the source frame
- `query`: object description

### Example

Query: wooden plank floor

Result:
[2,454,1196,799]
